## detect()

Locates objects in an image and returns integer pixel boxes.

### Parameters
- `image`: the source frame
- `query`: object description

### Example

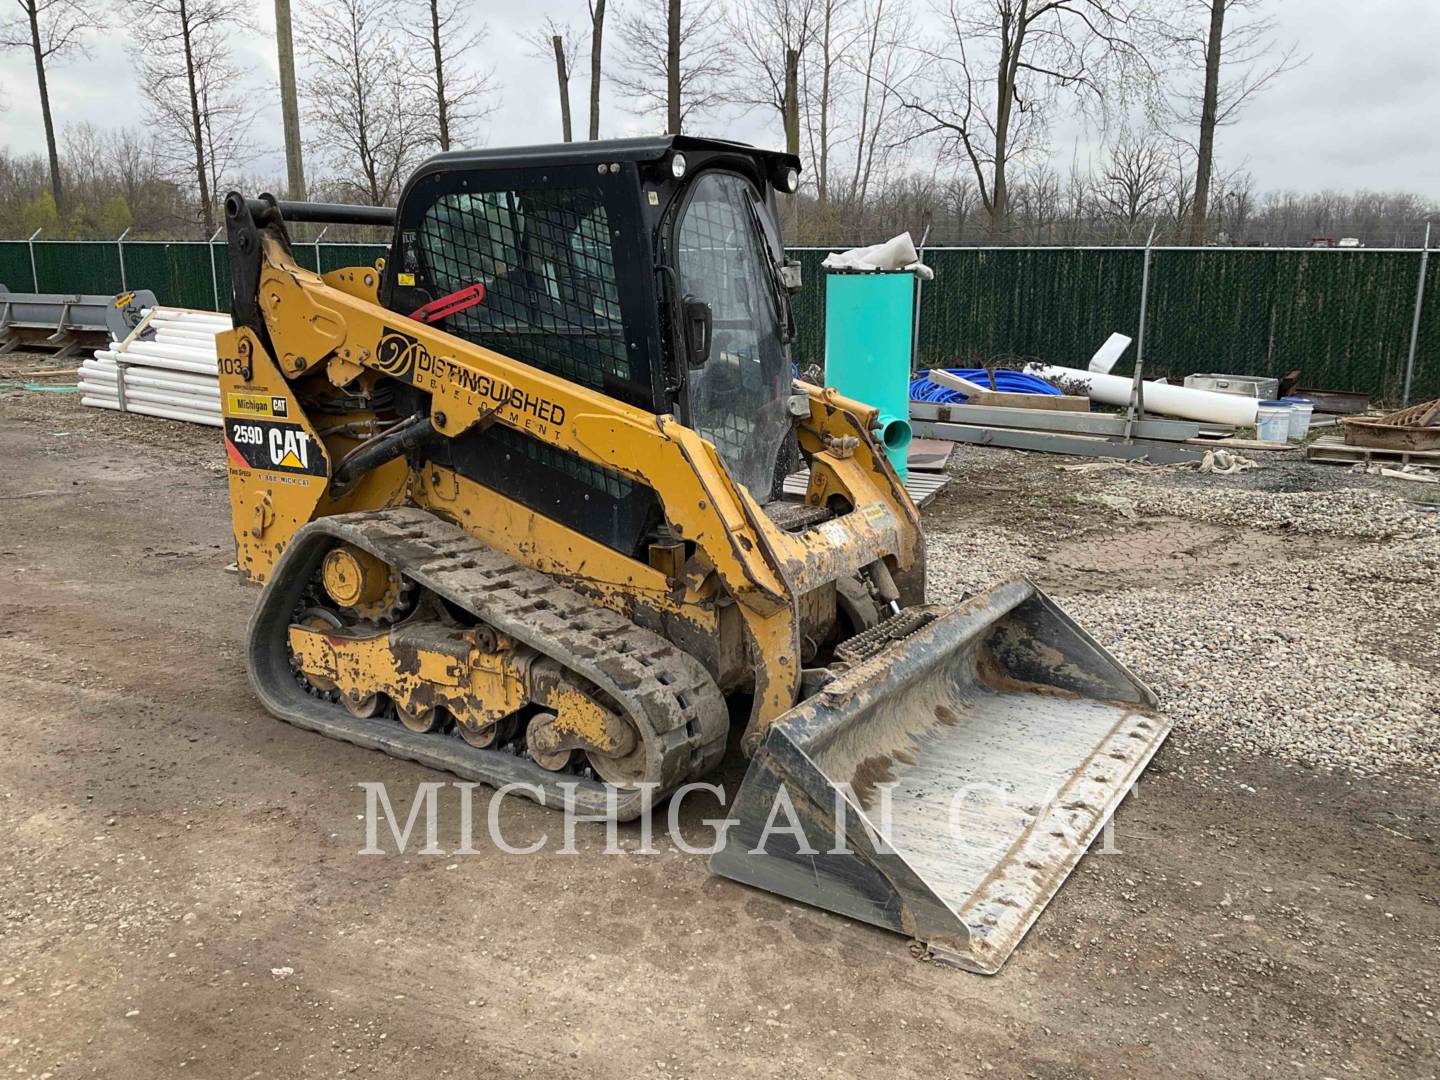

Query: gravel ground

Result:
[924,444,1440,780]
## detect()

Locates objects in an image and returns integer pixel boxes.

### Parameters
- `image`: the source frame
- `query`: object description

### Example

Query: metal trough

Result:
[0,285,155,358]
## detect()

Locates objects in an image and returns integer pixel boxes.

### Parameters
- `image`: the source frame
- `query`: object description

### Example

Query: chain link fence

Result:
[3,238,1435,404]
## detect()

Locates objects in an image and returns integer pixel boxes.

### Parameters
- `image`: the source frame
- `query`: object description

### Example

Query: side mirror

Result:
[781,259,803,294]
[683,295,712,368]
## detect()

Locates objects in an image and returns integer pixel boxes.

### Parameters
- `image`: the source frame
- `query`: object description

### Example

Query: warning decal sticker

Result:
[224,419,327,476]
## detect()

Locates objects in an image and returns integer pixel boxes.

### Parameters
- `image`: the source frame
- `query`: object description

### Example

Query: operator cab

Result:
[382,136,802,541]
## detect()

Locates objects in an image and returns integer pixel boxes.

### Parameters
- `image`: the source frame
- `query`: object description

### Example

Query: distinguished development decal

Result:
[379,324,567,427]
[376,325,429,378]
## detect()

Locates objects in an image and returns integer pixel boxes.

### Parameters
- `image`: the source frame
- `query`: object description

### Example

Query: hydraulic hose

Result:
[330,412,438,492]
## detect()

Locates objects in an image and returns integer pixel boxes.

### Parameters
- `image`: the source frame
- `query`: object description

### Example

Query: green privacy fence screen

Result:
[0,240,391,314]
[3,240,1434,402]
[793,246,1437,403]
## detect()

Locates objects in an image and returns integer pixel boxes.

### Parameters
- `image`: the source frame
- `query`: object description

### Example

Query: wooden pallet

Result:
[782,469,951,508]
[1307,436,1440,469]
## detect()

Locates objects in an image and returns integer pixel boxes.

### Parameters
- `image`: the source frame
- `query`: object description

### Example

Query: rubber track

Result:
[247,508,730,819]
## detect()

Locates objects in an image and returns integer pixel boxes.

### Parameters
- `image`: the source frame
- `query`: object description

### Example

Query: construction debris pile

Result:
[79,307,226,427]
[902,325,1440,486]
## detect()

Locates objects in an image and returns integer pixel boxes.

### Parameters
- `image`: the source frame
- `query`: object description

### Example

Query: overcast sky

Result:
[2,0,1437,201]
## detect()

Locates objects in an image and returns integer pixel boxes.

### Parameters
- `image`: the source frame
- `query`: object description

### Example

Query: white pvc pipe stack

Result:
[79,306,230,428]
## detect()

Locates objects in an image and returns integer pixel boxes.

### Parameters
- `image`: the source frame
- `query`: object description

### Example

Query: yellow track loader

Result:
[218,136,1169,973]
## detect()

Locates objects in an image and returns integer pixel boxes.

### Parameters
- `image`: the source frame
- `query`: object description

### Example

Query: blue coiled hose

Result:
[909,368,1062,404]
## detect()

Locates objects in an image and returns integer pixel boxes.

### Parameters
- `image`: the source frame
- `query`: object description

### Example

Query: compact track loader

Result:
[218,136,1169,973]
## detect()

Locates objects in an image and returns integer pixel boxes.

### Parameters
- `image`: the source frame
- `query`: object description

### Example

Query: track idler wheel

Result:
[396,703,446,734]
[525,711,575,771]
[342,692,383,718]
[455,715,519,750]
[585,737,651,787]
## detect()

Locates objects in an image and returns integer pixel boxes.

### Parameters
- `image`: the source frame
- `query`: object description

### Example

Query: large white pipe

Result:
[81,385,218,408]
[150,317,223,333]
[82,370,218,394]
[81,392,220,416]
[81,383,220,406]
[117,340,219,365]
[136,342,218,360]
[82,358,219,388]
[149,328,219,347]
[153,309,230,326]
[94,349,216,377]
[156,308,228,321]
[79,384,221,412]
[150,321,226,337]
[80,373,221,400]
[1027,363,1260,426]
[105,350,218,375]
[82,396,223,428]
[150,312,224,324]
[83,384,218,404]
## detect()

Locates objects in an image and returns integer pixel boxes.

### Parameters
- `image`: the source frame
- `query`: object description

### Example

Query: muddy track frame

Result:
[247,507,730,818]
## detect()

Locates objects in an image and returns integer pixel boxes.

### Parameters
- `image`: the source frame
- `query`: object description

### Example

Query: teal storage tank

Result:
[823,269,915,480]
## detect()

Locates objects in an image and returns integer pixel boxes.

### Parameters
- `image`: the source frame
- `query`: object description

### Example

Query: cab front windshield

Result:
[673,171,792,502]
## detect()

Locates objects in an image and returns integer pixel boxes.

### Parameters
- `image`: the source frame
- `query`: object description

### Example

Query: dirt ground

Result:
[1,359,1437,1079]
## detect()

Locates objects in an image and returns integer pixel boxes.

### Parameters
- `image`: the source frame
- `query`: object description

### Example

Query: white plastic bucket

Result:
[1255,400,1292,443]
[1282,397,1314,440]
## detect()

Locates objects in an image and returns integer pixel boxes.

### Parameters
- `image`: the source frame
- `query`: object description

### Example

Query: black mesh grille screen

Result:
[485,423,634,502]
[415,188,631,393]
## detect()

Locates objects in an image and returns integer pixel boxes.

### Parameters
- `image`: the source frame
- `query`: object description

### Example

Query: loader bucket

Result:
[711,579,1169,974]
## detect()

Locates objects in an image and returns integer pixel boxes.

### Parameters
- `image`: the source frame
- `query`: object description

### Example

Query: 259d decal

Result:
[225,419,328,476]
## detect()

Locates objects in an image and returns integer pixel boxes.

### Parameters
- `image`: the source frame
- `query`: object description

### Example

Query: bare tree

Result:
[1,0,97,209]
[1208,164,1256,243]
[525,18,583,141]
[727,0,812,224]
[890,0,1159,238]
[402,0,498,151]
[1059,150,1093,242]
[1094,129,1169,239]
[613,0,731,132]
[128,0,255,235]
[840,0,916,212]
[58,124,192,235]
[728,0,815,136]
[274,0,305,199]
[1167,0,1302,244]
[1011,162,1061,241]
[587,0,607,138]
[938,172,978,242]
[798,0,853,208]
[1162,144,1194,236]
[300,0,438,204]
